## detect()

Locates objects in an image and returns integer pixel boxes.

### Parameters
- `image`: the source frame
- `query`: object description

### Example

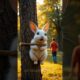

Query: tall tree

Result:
[62,0,80,78]
[0,0,17,80]
[19,0,42,80]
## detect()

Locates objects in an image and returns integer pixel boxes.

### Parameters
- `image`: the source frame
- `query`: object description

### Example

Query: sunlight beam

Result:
[37,0,44,4]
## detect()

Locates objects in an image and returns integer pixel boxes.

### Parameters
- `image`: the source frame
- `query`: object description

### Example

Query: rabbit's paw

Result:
[34,61,38,64]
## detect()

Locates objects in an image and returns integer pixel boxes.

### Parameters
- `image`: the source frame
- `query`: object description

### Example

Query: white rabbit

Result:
[29,21,49,64]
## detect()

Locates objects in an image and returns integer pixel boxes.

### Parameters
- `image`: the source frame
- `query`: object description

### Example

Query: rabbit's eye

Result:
[37,32,39,35]
[45,33,47,36]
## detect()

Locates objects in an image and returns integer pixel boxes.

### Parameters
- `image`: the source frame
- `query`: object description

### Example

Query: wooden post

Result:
[19,0,42,80]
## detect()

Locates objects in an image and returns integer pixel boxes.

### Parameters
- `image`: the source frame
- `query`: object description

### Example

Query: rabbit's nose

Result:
[40,36,44,41]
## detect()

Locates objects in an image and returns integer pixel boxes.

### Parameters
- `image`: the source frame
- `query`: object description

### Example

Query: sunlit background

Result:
[37,0,44,4]
[36,0,63,80]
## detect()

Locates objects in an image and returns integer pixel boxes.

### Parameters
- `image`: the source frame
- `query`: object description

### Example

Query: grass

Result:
[41,62,62,80]
[41,49,62,80]
[18,59,21,80]
[18,49,62,80]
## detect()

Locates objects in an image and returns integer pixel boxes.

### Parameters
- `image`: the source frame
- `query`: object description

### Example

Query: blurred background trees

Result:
[37,0,63,51]
[62,0,80,67]
[62,0,80,79]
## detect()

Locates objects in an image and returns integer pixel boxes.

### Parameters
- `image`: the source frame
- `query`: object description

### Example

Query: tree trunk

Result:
[0,0,17,80]
[62,0,69,13]
[62,0,80,78]
[19,0,42,80]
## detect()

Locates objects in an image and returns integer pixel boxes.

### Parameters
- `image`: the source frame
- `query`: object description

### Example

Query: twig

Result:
[19,42,47,46]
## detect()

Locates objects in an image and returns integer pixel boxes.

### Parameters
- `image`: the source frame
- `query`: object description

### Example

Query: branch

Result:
[0,50,17,57]
[63,37,76,45]
[19,42,47,46]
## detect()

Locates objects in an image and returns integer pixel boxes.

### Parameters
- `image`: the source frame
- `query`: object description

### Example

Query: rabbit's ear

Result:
[30,21,38,33]
[42,22,49,32]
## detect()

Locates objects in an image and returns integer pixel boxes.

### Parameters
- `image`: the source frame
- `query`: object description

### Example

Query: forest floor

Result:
[18,49,62,80]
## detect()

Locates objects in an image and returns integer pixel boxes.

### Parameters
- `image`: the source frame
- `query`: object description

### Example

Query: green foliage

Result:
[37,0,62,48]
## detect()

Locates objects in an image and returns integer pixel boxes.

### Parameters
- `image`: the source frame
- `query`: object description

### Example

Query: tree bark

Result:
[62,0,69,13]
[19,0,42,80]
[62,0,80,66]
[62,0,80,78]
[0,0,17,80]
